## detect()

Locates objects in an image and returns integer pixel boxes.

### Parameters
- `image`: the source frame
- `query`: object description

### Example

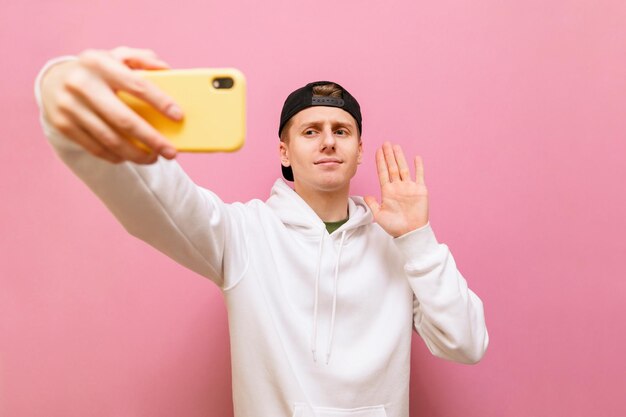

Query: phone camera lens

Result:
[212,77,234,89]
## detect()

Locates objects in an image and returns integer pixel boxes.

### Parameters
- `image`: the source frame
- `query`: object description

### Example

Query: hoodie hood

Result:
[266,179,373,237]
[266,179,373,364]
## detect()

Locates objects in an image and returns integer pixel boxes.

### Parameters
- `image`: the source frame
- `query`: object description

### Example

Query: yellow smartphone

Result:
[118,68,246,152]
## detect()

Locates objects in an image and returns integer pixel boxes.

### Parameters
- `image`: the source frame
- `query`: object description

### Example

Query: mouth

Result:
[314,158,343,165]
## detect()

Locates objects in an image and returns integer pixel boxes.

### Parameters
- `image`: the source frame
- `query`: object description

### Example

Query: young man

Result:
[36,47,488,417]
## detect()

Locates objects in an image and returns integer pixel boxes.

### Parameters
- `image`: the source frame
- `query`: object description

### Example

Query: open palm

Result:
[364,142,429,238]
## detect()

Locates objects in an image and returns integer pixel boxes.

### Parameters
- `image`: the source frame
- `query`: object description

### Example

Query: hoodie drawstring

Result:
[311,229,325,363]
[311,228,347,365]
[326,230,346,364]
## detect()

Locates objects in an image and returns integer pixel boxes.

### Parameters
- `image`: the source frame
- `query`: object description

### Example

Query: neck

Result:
[293,182,350,222]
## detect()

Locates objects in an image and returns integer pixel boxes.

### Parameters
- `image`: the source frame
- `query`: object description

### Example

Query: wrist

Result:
[395,221,430,238]
[393,222,439,262]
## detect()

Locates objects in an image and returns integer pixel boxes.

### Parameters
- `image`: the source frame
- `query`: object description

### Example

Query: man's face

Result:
[279,106,362,194]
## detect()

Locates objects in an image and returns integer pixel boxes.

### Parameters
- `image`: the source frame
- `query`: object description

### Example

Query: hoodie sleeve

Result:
[34,59,248,289]
[393,223,489,364]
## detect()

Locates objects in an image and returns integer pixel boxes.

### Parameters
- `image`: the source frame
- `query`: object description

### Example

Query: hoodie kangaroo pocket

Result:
[292,403,388,417]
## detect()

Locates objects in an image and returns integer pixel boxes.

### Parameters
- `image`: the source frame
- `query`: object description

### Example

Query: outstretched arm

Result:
[36,47,248,288]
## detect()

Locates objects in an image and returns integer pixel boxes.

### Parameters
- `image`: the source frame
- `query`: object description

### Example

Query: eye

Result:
[335,129,347,136]
[304,129,317,136]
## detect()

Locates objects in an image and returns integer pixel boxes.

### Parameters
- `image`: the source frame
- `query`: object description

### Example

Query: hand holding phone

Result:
[40,47,183,164]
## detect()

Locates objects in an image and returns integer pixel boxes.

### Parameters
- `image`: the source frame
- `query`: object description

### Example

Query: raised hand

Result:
[364,142,429,238]
[39,46,183,164]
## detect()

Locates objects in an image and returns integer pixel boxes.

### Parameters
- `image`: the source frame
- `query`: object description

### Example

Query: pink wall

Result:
[1,1,625,416]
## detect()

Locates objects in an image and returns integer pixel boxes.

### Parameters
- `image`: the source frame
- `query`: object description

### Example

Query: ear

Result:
[357,140,363,164]
[279,141,290,167]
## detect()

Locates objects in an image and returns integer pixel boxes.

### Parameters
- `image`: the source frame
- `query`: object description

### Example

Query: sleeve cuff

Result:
[393,222,440,263]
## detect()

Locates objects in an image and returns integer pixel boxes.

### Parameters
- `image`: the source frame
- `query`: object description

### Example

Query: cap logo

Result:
[311,97,344,107]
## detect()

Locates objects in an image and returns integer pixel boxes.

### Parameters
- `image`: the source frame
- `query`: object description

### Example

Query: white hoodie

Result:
[36,65,488,417]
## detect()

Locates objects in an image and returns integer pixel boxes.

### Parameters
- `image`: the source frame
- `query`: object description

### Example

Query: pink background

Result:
[1,1,625,416]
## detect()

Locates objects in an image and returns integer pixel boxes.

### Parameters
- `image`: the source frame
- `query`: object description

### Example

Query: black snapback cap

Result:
[278,81,362,181]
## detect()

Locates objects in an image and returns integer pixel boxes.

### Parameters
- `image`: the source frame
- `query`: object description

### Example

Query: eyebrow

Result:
[296,119,356,130]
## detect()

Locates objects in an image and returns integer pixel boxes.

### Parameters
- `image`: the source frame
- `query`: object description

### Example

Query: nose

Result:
[320,128,336,150]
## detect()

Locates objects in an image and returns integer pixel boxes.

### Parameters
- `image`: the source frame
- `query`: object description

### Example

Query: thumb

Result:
[364,196,380,216]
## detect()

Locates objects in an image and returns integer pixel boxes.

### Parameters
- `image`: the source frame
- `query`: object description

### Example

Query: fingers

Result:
[79,49,183,120]
[49,49,182,161]
[41,48,180,164]
[376,142,425,184]
[375,148,390,186]
[380,142,410,182]
[52,112,123,164]
[67,78,173,160]
[382,142,400,182]
[62,93,159,164]
[392,144,411,181]
[414,155,425,185]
